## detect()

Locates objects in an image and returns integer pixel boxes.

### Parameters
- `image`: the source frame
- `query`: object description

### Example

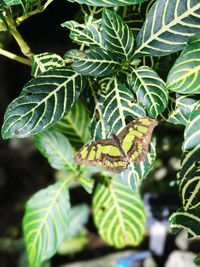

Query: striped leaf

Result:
[71,48,120,77]
[102,77,145,136]
[66,0,147,7]
[179,147,200,211]
[183,102,200,152]
[1,68,86,139]
[33,130,77,174]
[118,138,156,191]
[102,9,134,60]
[23,180,70,267]
[93,176,146,247]
[62,21,105,48]
[166,93,199,126]
[169,207,200,239]
[135,0,200,57]
[54,101,91,148]
[79,176,95,194]
[130,66,168,118]
[167,32,200,94]
[31,53,65,77]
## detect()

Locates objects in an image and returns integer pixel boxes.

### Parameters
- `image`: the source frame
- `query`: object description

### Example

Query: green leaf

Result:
[135,0,200,57]
[54,100,91,148]
[79,176,95,194]
[93,176,146,247]
[167,32,200,94]
[166,93,199,126]
[71,48,120,77]
[169,207,200,239]
[102,77,145,135]
[66,0,147,7]
[1,68,86,139]
[33,130,77,173]
[23,180,70,267]
[183,102,200,152]
[102,9,134,60]
[31,53,65,77]
[62,21,105,48]
[194,253,200,265]
[130,66,168,118]
[118,138,156,191]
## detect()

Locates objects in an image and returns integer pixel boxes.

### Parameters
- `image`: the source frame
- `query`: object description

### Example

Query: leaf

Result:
[169,207,200,239]
[1,68,86,139]
[130,66,168,118]
[166,93,199,126]
[71,48,120,77]
[102,77,145,135]
[54,101,91,148]
[135,0,200,57]
[102,9,134,60]
[33,130,77,174]
[31,53,65,77]
[93,176,146,247]
[167,32,200,94]
[66,0,147,7]
[62,21,105,48]
[23,180,70,267]
[79,176,95,194]
[194,253,200,265]
[118,138,156,191]
[183,102,200,152]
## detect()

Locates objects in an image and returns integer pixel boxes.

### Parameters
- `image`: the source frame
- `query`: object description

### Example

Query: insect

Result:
[74,116,158,173]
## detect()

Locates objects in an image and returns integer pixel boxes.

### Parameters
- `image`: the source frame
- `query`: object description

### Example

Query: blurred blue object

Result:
[115,251,151,267]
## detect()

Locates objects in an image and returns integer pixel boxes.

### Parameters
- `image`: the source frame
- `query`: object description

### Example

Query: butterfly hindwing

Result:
[118,116,158,163]
[74,139,128,173]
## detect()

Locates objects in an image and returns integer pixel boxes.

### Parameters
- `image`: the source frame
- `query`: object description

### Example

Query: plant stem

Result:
[5,16,33,57]
[0,48,31,66]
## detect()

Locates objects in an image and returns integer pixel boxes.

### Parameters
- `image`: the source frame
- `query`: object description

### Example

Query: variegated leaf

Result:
[135,0,200,57]
[183,102,200,152]
[71,48,120,77]
[130,66,168,118]
[93,176,146,247]
[67,0,147,7]
[167,32,200,94]
[31,52,65,77]
[102,9,134,60]
[1,68,86,139]
[62,21,105,48]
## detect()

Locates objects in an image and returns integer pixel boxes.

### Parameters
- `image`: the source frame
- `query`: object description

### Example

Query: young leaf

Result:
[23,180,70,267]
[62,21,105,48]
[135,0,200,57]
[71,48,120,77]
[183,102,200,152]
[102,9,134,60]
[93,176,146,248]
[166,93,199,126]
[66,0,147,7]
[31,52,65,77]
[1,68,86,139]
[167,32,200,94]
[54,101,91,148]
[130,66,168,118]
[33,130,77,174]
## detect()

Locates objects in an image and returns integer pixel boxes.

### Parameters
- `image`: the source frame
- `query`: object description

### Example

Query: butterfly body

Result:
[75,116,158,173]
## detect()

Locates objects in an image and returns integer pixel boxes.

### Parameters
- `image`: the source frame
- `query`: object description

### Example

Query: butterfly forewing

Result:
[117,116,158,163]
[74,139,128,173]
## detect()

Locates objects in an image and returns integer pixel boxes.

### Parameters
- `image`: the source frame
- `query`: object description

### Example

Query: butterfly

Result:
[74,116,158,173]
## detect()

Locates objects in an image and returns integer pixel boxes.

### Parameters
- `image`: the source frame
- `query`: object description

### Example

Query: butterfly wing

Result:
[118,116,158,163]
[74,139,128,173]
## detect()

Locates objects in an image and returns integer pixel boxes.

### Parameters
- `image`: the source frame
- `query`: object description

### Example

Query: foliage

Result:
[1,0,200,266]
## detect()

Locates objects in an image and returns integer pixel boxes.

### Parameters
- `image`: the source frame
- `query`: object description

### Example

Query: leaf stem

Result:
[0,48,31,66]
